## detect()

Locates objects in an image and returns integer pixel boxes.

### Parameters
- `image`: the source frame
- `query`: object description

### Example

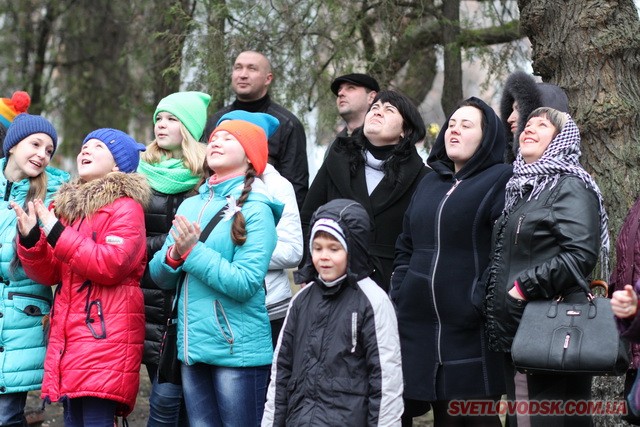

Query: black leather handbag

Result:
[511,265,629,376]
[157,207,225,385]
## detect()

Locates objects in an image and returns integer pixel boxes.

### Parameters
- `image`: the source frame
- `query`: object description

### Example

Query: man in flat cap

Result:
[331,73,379,138]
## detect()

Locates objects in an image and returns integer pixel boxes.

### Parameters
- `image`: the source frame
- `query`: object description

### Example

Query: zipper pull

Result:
[230,343,233,354]
[563,333,570,349]
[446,179,460,196]
[351,313,358,353]
[514,215,525,245]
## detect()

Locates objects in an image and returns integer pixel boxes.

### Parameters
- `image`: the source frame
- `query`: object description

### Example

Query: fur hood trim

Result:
[500,71,569,162]
[53,172,151,223]
[500,71,543,161]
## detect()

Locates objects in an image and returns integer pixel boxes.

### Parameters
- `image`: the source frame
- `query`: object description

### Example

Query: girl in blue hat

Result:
[0,114,68,426]
[12,128,148,425]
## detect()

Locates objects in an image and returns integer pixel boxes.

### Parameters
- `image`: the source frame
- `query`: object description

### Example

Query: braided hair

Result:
[230,165,256,246]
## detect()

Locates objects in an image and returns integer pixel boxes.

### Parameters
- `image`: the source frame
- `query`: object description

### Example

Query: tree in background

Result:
[520,1,640,425]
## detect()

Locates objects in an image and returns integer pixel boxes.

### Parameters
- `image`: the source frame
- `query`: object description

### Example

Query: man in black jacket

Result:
[203,51,309,208]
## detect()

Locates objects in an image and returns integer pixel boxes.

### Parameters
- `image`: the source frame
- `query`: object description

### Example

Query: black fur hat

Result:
[500,71,569,163]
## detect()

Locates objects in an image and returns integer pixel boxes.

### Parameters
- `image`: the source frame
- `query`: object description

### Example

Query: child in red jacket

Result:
[12,129,149,425]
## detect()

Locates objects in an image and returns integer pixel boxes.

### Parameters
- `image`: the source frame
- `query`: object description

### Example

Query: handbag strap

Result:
[170,206,226,318]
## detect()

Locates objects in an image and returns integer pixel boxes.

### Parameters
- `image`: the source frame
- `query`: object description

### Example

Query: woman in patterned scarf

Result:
[484,107,608,427]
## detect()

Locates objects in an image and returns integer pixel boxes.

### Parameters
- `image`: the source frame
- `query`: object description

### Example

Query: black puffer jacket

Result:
[264,199,404,426]
[141,188,192,366]
[390,97,511,401]
[484,176,601,353]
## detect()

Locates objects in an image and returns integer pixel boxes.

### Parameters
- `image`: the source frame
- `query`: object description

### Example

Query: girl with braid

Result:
[149,111,282,427]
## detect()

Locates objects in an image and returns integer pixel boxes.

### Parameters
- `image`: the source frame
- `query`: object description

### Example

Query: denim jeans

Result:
[0,392,27,426]
[146,363,188,427]
[181,363,270,427]
[62,396,116,427]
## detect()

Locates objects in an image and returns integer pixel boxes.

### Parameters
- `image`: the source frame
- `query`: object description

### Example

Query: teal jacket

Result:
[0,161,69,393]
[150,176,282,367]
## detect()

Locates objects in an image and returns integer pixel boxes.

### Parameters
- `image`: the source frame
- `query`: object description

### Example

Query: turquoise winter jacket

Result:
[150,176,282,367]
[0,160,69,393]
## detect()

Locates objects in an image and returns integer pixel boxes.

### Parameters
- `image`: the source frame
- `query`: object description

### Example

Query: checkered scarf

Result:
[503,114,610,277]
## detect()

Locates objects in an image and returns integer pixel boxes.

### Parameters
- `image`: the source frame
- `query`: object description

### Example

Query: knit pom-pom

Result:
[11,91,30,113]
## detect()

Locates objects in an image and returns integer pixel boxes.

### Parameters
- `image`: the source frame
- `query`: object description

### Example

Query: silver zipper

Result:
[432,179,461,364]
[514,214,526,245]
[183,188,215,364]
[351,312,358,353]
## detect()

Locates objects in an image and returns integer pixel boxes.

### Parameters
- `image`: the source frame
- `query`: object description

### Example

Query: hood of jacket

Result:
[500,71,569,161]
[295,198,372,285]
[427,96,506,180]
[53,172,151,223]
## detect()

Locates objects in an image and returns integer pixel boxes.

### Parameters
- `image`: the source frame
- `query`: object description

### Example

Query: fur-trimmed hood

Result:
[500,71,569,163]
[53,172,151,223]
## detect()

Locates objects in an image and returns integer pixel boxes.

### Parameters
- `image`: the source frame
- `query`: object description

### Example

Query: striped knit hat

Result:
[0,91,30,129]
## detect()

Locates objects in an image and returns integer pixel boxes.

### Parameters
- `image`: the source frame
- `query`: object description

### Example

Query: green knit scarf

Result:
[137,158,200,194]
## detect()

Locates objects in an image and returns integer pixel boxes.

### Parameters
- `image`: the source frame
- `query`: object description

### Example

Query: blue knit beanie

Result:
[82,128,146,173]
[4,113,58,156]
[215,110,279,139]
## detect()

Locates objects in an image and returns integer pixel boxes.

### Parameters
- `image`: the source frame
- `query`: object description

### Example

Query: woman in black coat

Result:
[484,108,608,427]
[301,90,427,291]
[391,97,511,426]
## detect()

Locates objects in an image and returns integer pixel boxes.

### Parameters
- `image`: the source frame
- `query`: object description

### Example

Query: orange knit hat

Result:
[209,120,269,175]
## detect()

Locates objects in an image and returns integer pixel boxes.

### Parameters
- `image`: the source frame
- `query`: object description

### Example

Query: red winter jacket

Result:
[17,173,150,416]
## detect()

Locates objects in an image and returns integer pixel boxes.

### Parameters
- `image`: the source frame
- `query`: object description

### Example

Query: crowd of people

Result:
[0,49,636,427]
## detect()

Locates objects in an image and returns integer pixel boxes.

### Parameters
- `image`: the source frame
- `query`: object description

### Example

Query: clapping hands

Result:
[10,199,57,237]
[169,215,201,260]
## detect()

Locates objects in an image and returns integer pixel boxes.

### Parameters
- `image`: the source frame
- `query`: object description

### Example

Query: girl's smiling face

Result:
[4,133,54,181]
[77,139,118,181]
[206,130,249,176]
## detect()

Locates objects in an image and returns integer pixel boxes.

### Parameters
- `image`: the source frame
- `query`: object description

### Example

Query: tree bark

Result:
[441,0,462,115]
[520,0,640,235]
[519,1,640,424]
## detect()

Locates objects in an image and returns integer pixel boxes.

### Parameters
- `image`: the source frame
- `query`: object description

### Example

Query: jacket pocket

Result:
[331,376,367,396]
[9,292,51,316]
[504,292,528,342]
[213,300,235,354]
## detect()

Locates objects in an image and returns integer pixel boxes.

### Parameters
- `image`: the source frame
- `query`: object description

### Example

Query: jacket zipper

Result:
[514,214,526,245]
[432,179,461,364]
[183,188,214,364]
[7,292,51,304]
[213,300,235,354]
[351,312,358,353]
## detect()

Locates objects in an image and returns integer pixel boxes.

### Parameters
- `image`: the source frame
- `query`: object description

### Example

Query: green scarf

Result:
[137,158,200,194]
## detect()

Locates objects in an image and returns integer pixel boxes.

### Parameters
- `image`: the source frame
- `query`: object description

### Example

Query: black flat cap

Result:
[331,73,380,96]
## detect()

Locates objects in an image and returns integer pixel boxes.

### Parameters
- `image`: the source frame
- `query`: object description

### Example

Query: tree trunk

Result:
[520,0,640,235]
[441,0,462,115]
[519,1,640,424]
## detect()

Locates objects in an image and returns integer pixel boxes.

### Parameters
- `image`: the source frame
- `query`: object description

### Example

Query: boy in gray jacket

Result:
[262,199,403,426]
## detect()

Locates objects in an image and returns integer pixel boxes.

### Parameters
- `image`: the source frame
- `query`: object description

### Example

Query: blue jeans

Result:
[0,392,27,426]
[146,363,188,427]
[181,363,269,427]
[62,396,116,427]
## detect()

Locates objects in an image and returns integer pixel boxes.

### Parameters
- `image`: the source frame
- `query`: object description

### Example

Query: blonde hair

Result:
[141,122,205,176]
